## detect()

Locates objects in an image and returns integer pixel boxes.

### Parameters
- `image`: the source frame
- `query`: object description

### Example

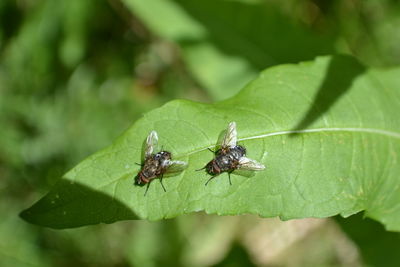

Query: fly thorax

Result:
[143,167,155,178]
[156,151,172,160]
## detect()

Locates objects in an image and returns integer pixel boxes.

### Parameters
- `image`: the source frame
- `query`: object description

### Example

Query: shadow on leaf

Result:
[291,56,366,133]
[20,179,138,229]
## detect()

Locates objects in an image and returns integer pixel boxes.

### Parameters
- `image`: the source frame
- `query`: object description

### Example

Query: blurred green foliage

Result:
[337,213,400,267]
[1,0,400,266]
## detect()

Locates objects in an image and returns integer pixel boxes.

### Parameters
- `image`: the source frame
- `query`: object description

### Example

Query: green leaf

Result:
[21,55,400,230]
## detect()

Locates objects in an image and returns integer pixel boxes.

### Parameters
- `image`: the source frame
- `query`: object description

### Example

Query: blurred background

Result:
[1,0,400,266]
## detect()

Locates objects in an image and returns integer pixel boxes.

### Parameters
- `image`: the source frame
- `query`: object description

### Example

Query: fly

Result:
[136,131,187,195]
[199,122,265,185]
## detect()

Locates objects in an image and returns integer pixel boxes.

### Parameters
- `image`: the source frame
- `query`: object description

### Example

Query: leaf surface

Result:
[21,56,400,230]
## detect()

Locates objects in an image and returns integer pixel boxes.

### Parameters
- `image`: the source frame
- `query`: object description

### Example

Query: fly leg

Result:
[159,174,167,192]
[196,149,214,171]
[144,182,151,196]
[205,176,217,186]
[228,171,233,185]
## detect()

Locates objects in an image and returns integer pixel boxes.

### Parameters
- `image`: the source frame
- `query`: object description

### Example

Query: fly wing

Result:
[145,131,158,157]
[163,160,188,174]
[222,122,237,148]
[238,156,265,171]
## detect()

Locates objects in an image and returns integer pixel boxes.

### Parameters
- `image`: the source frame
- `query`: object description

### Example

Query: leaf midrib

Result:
[93,126,400,192]
[34,126,400,218]
[187,126,400,156]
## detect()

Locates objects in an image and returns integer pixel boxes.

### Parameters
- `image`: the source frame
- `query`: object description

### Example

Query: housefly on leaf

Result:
[198,122,265,186]
[136,131,187,196]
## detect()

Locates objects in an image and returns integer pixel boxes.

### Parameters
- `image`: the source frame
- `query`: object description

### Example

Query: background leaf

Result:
[336,213,400,267]
[22,55,400,230]
[123,0,335,100]
[0,202,51,267]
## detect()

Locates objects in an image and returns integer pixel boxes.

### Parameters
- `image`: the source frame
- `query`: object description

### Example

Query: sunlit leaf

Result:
[21,55,400,230]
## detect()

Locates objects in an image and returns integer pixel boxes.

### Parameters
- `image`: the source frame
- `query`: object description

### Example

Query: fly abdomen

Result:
[229,145,246,160]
